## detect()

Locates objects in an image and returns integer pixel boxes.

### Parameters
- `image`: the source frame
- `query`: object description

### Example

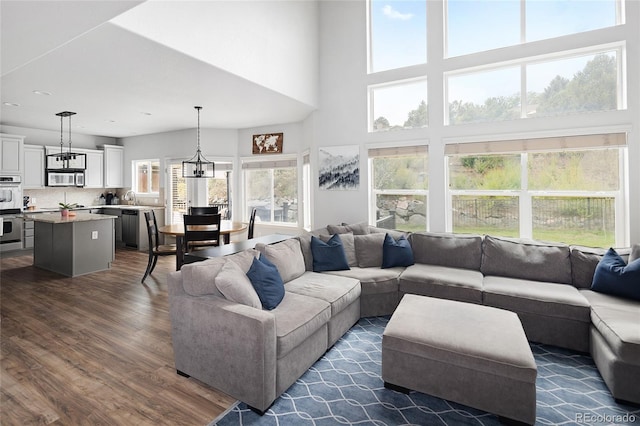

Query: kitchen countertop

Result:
[23,205,163,214]
[25,212,118,224]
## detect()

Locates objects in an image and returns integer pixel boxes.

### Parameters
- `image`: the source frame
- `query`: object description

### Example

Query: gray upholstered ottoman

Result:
[382,294,537,425]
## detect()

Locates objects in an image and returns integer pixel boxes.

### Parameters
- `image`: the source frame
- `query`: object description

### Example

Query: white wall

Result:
[112,0,319,108]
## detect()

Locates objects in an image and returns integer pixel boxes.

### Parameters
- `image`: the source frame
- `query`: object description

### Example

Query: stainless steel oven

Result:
[1,214,23,248]
[0,175,24,251]
[0,175,22,211]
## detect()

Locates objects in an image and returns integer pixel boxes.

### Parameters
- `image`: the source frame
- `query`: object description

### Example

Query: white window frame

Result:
[368,77,429,133]
[367,143,429,231]
[444,43,626,126]
[241,155,299,226]
[444,132,629,246]
[132,159,160,195]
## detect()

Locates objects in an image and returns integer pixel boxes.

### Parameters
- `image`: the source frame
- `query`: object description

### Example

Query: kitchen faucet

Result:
[124,190,137,206]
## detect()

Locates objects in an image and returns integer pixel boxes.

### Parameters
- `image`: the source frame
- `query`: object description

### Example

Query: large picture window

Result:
[243,158,298,225]
[446,47,623,125]
[369,145,428,232]
[446,0,621,58]
[446,133,627,247]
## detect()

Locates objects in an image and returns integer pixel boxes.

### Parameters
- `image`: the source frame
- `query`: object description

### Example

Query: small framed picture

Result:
[253,133,283,154]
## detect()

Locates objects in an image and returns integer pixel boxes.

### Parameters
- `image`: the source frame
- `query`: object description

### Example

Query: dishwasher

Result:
[121,210,139,248]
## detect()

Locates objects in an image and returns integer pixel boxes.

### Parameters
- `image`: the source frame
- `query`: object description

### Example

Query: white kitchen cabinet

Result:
[84,149,104,188]
[1,134,24,174]
[103,145,124,188]
[23,145,45,188]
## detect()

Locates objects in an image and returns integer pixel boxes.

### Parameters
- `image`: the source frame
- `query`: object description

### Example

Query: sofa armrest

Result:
[168,291,277,411]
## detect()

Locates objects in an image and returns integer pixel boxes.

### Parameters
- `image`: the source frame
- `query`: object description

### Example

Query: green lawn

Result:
[453,226,613,248]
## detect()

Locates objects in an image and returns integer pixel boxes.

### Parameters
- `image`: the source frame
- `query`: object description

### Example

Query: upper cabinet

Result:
[1,134,24,174]
[103,145,124,188]
[84,149,104,188]
[23,145,45,188]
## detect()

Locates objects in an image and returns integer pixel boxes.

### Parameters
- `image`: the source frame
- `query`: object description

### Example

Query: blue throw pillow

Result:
[382,233,415,268]
[246,255,285,310]
[591,248,640,301]
[311,234,350,272]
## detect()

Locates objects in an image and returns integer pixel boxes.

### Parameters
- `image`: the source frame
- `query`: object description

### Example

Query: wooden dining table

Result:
[158,220,248,270]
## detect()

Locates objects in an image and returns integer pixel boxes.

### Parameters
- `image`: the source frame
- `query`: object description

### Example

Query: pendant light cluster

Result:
[182,106,215,178]
[47,111,85,169]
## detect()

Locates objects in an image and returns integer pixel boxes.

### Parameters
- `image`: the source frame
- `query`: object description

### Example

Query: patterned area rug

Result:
[212,317,640,425]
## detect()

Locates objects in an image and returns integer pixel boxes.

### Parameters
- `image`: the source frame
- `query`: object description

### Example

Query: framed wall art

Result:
[253,133,283,154]
[318,145,360,190]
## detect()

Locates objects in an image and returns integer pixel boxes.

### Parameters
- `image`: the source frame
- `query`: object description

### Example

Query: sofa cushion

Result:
[271,291,331,358]
[226,248,260,272]
[326,267,401,296]
[286,271,361,316]
[321,233,356,267]
[571,245,631,289]
[483,276,591,323]
[592,248,640,301]
[399,263,484,304]
[247,255,285,310]
[327,222,370,235]
[354,233,386,268]
[580,289,640,366]
[631,244,640,262]
[408,232,482,271]
[481,236,572,284]
[180,257,225,297]
[311,234,350,272]
[256,238,306,282]
[369,226,407,241]
[382,233,415,268]
[215,260,262,309]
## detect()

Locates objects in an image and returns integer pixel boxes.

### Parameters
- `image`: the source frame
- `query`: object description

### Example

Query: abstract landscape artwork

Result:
[318,145,360,190]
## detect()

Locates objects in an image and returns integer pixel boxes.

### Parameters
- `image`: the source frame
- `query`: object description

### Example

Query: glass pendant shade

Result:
[183,106,215,178]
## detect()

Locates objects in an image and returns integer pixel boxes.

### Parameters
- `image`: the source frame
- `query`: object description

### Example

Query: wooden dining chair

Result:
[189,206,219,215]
[247,208,257,239]
[142,210,176,283]
[183,213,222,254]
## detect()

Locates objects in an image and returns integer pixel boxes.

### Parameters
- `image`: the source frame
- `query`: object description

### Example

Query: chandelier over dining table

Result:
[182,106,215,178]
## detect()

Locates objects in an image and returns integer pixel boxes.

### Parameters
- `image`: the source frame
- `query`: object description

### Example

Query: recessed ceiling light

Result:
[3,102,20,107]
[33,90,52,96]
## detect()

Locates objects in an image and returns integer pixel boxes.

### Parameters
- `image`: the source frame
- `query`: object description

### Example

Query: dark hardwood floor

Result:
[1,247,235,425]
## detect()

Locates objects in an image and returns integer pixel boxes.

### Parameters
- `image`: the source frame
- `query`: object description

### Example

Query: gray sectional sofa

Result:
[167,224,640,414]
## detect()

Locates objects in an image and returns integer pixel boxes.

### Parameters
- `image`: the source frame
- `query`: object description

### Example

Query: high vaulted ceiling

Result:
[1,0,318,138]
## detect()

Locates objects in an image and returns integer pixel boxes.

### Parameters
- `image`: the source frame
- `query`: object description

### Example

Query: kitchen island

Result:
[29,212,117,277]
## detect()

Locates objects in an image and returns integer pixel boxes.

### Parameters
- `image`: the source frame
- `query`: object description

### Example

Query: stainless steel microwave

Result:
[46,170,85,187]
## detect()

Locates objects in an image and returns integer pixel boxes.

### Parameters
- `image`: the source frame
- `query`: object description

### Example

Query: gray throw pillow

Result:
[181,257,226,297]
[354,233,385,268]
[227,248,260,272]
[327,222,370,235]
[256,238,306,282]
[631,244,640,263]
[215,260,262,309]
[296,232,314,272]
